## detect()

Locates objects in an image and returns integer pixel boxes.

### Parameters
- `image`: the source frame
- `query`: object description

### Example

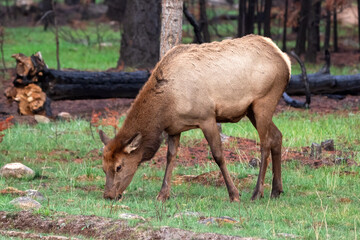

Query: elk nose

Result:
[103,192,115,200]
[115,194,122,201]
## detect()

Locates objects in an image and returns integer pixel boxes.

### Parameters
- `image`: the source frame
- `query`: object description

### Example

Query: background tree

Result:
[295,0,310,55]
[160,0,183,58]
[306,0,321,63]
[119,0,161,69]
[263,0,272,37]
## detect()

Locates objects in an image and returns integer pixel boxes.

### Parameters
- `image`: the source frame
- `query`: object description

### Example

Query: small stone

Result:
[277,233,301,239]
[10,197,41,210]
[0,163,35,179]
[310,143,322,159]
[26,189,46,201]
[174,211,202,218]
[249,158,261,168]
[334,157,347,165]
[321,139,335,151]
[118,213,146,221]
[34,115,50,124]
[57,112,72,121]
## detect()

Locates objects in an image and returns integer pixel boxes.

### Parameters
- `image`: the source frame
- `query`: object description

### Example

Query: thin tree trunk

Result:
[306,0,318,63]
[295,0,309,55]
[282,0,288,52]
[199,0,210,42]
[237,0,245,37]
[246,0,255,34]
[333,7,338,52]
[0,26,7,73]
[160,0,183,59]
[315,1,321,51]
[52,0,61,70]
[358,0,360,51]
[183,3,203,43]
[263,0,272,37]
[324,9,331,50]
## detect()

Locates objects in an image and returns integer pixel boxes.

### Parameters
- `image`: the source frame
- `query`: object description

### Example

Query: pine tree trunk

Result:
[237,0,246,37]
[295,0,310,55]
[160,0,183,59]
[324,9,331,50]
[282,0,288,52]
[119,0,161,68]
[199,0,210,42]
[263,0,272,37]
[333,7,338,52]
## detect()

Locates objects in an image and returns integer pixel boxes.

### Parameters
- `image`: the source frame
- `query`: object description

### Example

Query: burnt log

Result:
[288,73,360,95]
[43,69,150,100]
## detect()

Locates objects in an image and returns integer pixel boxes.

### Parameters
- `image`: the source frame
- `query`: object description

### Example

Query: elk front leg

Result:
[201,119,240,202]
[157,133,180,202]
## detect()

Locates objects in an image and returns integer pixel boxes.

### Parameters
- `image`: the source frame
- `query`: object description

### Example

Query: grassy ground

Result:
[2,25,359,75]
[1,111,359,239]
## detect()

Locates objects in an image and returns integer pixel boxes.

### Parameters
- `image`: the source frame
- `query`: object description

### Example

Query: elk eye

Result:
[116,165,122,172]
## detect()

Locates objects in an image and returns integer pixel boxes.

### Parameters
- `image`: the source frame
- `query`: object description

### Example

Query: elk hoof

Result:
[270,189,284,198]
[251,190,264,201]
[156,193,170,202]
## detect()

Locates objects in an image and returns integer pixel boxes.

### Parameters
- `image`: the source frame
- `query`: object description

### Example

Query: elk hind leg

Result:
[247,105,272,200]
[269,122,283,198]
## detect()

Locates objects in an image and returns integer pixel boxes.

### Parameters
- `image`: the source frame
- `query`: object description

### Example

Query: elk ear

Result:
[124,133,142,154]
[99,130,111,145]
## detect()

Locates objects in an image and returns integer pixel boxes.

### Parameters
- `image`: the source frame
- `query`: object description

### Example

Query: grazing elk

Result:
[99,34,291,202]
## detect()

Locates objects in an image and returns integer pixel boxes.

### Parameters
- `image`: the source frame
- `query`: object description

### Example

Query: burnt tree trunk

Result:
[245,0,255,34]
[324,9,331,50]
[333,7,338,52]
[263,0,272,37]
[295,0,310,55]
[237,0,246,37]
[199,0,210,42]
[183,3,203,44]
[282,0,288,52]
[119,0,161,69]
[287,74,360,95]
[306,0,320,63]
[42,69,150,100]
[358,0,360,51]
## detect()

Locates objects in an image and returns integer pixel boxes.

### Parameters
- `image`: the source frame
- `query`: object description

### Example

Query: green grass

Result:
[2,24,120,71]
[2,25,359,75]
[1,111,359,239]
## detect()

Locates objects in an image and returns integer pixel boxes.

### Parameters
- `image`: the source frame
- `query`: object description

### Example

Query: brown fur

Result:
[100,34,291,201]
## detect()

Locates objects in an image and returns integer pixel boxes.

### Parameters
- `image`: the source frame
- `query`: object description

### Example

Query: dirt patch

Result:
[0,211,258,240]
[150,136,357,169]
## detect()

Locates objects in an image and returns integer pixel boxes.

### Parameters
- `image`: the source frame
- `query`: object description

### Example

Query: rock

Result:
[0,163,35,179]
[310,143,322,159]
[321,139,335,151]
[57,112,72,121]
[249,158,261,168]
[10,197,41,210]
[26,189,46,201]
[277,233,301,239]
[118,213,146,221]
[34,115,50,124]
[174,211,202,218]
[199,216,238,225]
[333,157,347,165]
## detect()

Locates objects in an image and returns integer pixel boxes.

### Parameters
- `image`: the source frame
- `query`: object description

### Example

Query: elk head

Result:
[99,130,142,200]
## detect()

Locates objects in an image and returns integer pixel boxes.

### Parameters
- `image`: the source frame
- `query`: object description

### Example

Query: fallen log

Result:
[287,73,360,95]
[44,70,150,100]
[5,52,360,117]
